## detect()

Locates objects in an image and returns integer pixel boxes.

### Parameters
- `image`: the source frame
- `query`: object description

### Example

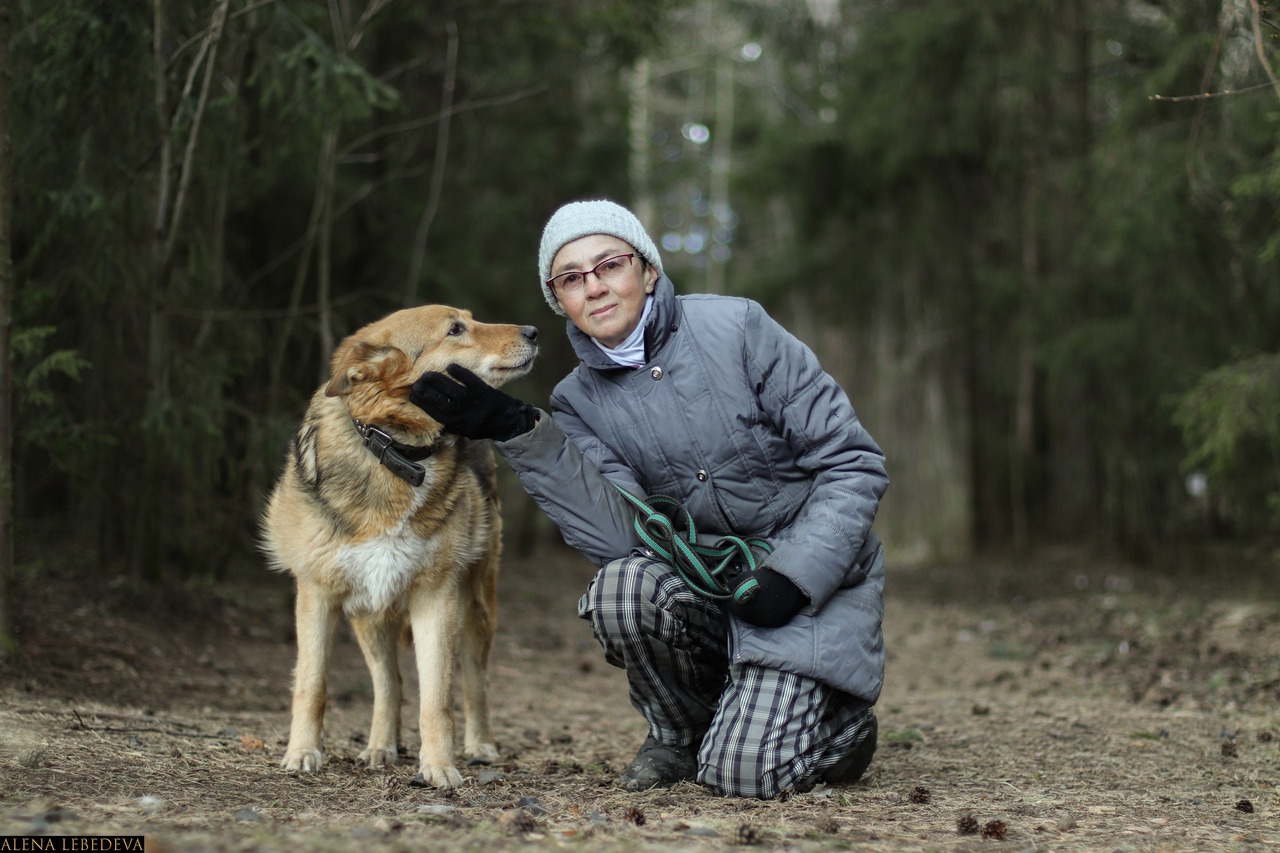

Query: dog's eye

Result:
[447,321,465,337]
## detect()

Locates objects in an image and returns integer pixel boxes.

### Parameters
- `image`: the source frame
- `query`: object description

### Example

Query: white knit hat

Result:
[537,200,664,316]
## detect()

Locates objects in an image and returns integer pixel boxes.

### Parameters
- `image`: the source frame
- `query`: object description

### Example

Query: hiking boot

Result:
[620,734,698,791]
[822,713,878,786]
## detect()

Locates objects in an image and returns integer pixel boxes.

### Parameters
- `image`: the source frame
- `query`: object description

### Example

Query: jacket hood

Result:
[565,276,681,370]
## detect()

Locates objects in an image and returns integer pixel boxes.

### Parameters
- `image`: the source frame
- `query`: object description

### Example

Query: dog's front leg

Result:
[459,559,499,764]
[409,589,463,789]
[282,581,340,772]
[351,614,403,768]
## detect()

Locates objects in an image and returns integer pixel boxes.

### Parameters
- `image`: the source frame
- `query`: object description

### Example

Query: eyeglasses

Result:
[546,253,636,298]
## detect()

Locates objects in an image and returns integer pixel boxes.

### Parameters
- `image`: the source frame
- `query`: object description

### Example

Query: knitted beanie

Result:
[537,199,664,316]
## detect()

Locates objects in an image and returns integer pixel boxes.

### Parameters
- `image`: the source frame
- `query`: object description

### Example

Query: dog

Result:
[260,305,538,788]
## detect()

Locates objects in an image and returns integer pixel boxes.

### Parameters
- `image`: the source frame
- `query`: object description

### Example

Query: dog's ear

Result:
[325,340,410,397]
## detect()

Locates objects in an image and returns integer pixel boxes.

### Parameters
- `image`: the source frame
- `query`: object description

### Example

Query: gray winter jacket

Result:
[499,276,889,701]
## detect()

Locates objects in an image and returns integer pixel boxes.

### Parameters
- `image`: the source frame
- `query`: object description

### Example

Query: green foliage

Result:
[5,0,1280,577]
[725,0,1280,551]
[1174,354,1280,529]
[4,0,676,577]
[11,326,88,408]
[255,15,402,123]
[1177,355,1280,472]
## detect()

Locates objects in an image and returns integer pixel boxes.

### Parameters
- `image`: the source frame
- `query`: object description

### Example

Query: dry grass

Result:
[1,545,1277,851]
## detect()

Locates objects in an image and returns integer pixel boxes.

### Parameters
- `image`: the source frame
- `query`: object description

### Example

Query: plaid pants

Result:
[579,554,876,799]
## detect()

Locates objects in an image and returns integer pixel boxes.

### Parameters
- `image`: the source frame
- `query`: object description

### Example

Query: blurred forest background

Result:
[1,0,1279,599]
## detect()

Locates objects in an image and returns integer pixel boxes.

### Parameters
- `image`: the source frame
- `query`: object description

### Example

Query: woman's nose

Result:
[583,273,609,296]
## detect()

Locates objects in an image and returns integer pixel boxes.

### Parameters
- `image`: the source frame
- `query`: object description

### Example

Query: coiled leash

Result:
[612,485,772,605]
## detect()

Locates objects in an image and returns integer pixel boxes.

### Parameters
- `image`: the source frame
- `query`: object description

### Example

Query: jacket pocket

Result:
[814,584,885,702]
[842,530,882,589]
[731,614,819,688]
[731,580,884,702]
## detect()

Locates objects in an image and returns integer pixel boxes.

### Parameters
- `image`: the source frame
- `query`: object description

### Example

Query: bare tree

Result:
[138,0,233,580]
[150,0,233,391]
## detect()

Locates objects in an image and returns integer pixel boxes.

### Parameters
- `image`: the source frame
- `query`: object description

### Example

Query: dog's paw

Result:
[281,748,324,772]
[357,746,399,768]
[464,742,500,765]
[410,764,465,790]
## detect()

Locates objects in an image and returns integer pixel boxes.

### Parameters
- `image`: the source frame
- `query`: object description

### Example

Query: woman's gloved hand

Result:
[409,364,535,442]
[726,566,808,627]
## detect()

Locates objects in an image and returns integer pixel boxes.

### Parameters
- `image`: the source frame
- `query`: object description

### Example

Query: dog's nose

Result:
[521,326,539,343]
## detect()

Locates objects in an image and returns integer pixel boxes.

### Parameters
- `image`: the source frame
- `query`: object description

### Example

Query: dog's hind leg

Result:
[459,554,500,764]
[351,614,403,768]
[408,588,464,789]
[282,581,340,772]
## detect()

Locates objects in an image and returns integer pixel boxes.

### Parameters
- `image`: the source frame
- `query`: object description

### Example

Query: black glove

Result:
[725,566,808,628]
[409,364,535,442]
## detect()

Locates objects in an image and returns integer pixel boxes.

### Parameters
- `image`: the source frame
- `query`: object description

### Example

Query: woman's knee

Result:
[696,752,789,799]
[585,556,664,642]
[697,728,796,799]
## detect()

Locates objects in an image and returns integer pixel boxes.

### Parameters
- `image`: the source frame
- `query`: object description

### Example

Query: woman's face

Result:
[550,234,659,348]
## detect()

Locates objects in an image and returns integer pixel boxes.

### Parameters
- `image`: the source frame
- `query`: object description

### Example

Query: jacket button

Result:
[696,469,708,481]
[650,366,664,380]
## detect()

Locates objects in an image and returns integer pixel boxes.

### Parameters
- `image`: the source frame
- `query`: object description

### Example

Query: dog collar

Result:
[352,420,435,487]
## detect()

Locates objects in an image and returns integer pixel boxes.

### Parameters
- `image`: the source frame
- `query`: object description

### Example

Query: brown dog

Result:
[260,305,538,788]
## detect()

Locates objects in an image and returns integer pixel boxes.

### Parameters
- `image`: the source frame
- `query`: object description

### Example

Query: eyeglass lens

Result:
[551,254,634,295]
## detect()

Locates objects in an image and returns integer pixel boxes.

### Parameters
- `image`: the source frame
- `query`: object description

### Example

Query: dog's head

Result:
[324,305,538,437]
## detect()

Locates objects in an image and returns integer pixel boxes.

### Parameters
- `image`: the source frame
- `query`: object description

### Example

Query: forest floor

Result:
[0,542,1278,852]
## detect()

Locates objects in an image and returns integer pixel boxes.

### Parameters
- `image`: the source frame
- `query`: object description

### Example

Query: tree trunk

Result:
[268,125,331,412]
[404,20,458,308]
[1012,120,1039,555]
[628,57,654,234]
[316,122,338,380]
[707,48,733,294]
[0,0,15,660]
[1043,0,1097,541]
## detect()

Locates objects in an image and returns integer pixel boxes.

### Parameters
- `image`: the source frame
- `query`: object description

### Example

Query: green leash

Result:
[612,484,772,604]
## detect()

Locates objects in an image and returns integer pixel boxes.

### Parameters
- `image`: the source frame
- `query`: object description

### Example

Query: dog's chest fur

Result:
[332,470,490,616]
[265,406,494,617]
[336,484,439,615]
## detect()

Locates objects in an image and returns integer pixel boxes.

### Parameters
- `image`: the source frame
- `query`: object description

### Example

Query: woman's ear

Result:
[645,262,659,293]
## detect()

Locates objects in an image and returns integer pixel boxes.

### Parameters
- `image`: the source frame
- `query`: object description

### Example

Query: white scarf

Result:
[594,295,654,368]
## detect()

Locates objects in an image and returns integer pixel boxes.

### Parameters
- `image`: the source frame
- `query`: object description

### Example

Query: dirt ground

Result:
[1,541,1278,852]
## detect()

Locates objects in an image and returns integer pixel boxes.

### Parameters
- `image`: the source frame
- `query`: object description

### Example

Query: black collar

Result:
[352,420,435,487]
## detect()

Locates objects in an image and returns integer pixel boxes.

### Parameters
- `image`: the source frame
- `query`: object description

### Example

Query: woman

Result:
[410,199,888,799]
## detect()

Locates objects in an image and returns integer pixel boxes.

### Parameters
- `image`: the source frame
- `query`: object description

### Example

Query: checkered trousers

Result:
[578,554,876,799]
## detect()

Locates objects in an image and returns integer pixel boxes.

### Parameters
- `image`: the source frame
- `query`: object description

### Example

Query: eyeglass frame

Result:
[546,253,638,298]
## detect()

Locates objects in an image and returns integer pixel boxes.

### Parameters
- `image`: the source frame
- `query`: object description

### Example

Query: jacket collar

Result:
[566,276,681,371]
